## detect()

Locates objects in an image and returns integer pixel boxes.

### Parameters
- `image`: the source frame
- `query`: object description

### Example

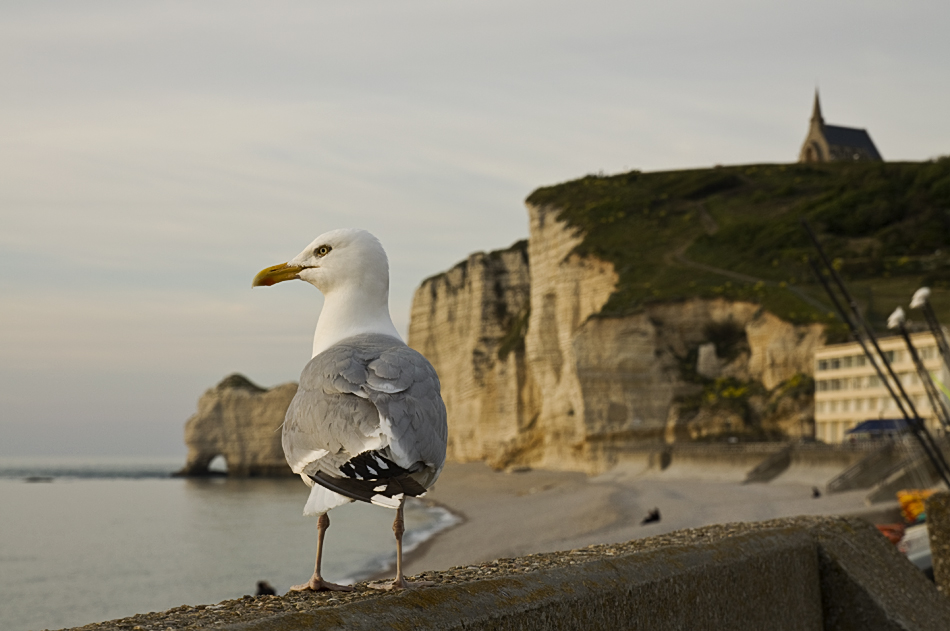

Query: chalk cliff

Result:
[408,203,824,473]
[178,374,296,477]
[408,241,536,468]
[181,209,823,476]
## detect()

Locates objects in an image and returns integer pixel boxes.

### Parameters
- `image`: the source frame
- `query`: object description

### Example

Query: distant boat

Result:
[24,476,54,483]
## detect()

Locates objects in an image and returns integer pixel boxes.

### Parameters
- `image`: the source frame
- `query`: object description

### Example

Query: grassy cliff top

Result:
[526,159,950,332]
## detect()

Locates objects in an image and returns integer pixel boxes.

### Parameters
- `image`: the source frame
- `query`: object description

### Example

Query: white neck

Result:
[312,285,402,357]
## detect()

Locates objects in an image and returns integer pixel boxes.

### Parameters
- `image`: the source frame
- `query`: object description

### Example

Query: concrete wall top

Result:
[69,515,950,631]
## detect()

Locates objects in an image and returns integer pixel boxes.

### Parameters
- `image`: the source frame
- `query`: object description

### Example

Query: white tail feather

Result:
[303,484,353,516]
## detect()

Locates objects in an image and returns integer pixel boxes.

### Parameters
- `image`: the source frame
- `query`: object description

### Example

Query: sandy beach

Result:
[401,461,892,577]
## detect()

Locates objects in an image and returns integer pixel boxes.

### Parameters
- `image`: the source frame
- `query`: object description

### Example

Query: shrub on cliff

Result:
[526,158,950,330]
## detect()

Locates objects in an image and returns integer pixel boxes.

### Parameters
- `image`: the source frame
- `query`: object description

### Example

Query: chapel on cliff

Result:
[798,91,882,163]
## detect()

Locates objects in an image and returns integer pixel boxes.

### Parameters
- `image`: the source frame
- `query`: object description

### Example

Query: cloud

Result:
[1,0,948,455]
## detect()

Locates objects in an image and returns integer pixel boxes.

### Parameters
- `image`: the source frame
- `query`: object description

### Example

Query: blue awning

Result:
[846,419,911,434]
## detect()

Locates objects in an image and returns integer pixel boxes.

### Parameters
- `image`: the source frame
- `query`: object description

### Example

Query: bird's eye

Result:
[314,245,332,257]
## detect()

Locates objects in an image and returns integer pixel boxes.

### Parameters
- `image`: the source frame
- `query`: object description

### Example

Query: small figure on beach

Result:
[641,508,661,524]
[812,486,822,498]
[255,581,276,596]
[254,229,447,592]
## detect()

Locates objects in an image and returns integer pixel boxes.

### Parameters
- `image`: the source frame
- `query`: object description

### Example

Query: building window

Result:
[831,358,841,369]
[818,359,829,371]
[856,355,866,367]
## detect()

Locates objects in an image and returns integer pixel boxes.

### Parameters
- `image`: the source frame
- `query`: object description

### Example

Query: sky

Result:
[2,1,949,458]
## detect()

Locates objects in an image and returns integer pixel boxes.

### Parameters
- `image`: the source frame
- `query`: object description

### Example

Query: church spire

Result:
[811,89,824,125]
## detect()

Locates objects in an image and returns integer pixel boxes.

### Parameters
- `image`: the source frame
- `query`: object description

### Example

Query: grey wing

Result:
[282,344,388,480]
[282,335,448,492]
[364,344,448,488]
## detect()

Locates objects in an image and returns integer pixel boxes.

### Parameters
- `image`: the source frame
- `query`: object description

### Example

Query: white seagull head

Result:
[252,228,401,357]
[253,228,390,298]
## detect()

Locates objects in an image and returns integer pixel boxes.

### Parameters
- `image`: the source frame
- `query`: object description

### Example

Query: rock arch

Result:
[176,374,298,477]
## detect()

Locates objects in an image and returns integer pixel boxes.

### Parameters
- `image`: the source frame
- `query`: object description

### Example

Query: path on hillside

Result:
[668,238,832,314]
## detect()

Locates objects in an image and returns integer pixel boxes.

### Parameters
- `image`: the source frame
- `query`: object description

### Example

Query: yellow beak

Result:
[252,263,306,287]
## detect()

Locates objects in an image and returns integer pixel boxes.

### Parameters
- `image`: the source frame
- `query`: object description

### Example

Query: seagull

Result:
[911,287,931,309]
[887,306,906,330]
[253,228,447,592]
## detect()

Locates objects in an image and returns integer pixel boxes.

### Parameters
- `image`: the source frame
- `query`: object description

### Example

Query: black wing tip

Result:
[340,450,412,480]
[309,449,428,506]
[309,469,428,505]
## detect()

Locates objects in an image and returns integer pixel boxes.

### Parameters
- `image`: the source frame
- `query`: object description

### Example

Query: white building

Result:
[813,331,950,444]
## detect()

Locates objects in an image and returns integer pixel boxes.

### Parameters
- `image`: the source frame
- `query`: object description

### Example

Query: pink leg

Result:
[289,513,353,592]
[370,500,435,591]
[391,502,410,589]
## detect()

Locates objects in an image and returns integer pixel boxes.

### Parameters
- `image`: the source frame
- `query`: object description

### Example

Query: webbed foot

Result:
[289,575,354,592]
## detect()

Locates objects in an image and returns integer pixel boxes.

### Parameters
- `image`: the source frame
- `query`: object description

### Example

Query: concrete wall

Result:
[224,516,949,631]
[591,442,871,486]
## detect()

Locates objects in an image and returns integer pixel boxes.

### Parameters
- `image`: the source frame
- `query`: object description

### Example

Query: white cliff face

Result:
[522,203,620,470]
[180,374,297,476]
[407,242,534,467]
[746,312,825,390]
[408,204,825,474]
[182,206,824,476]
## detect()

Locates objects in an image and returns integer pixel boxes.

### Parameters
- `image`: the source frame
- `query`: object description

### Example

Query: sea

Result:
[0,457,460,631]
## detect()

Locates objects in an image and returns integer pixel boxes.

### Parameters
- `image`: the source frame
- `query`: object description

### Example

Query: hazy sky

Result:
[2,1,949,457]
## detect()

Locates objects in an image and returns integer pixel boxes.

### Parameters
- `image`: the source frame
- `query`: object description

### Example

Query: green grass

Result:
[526,159,950,330]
